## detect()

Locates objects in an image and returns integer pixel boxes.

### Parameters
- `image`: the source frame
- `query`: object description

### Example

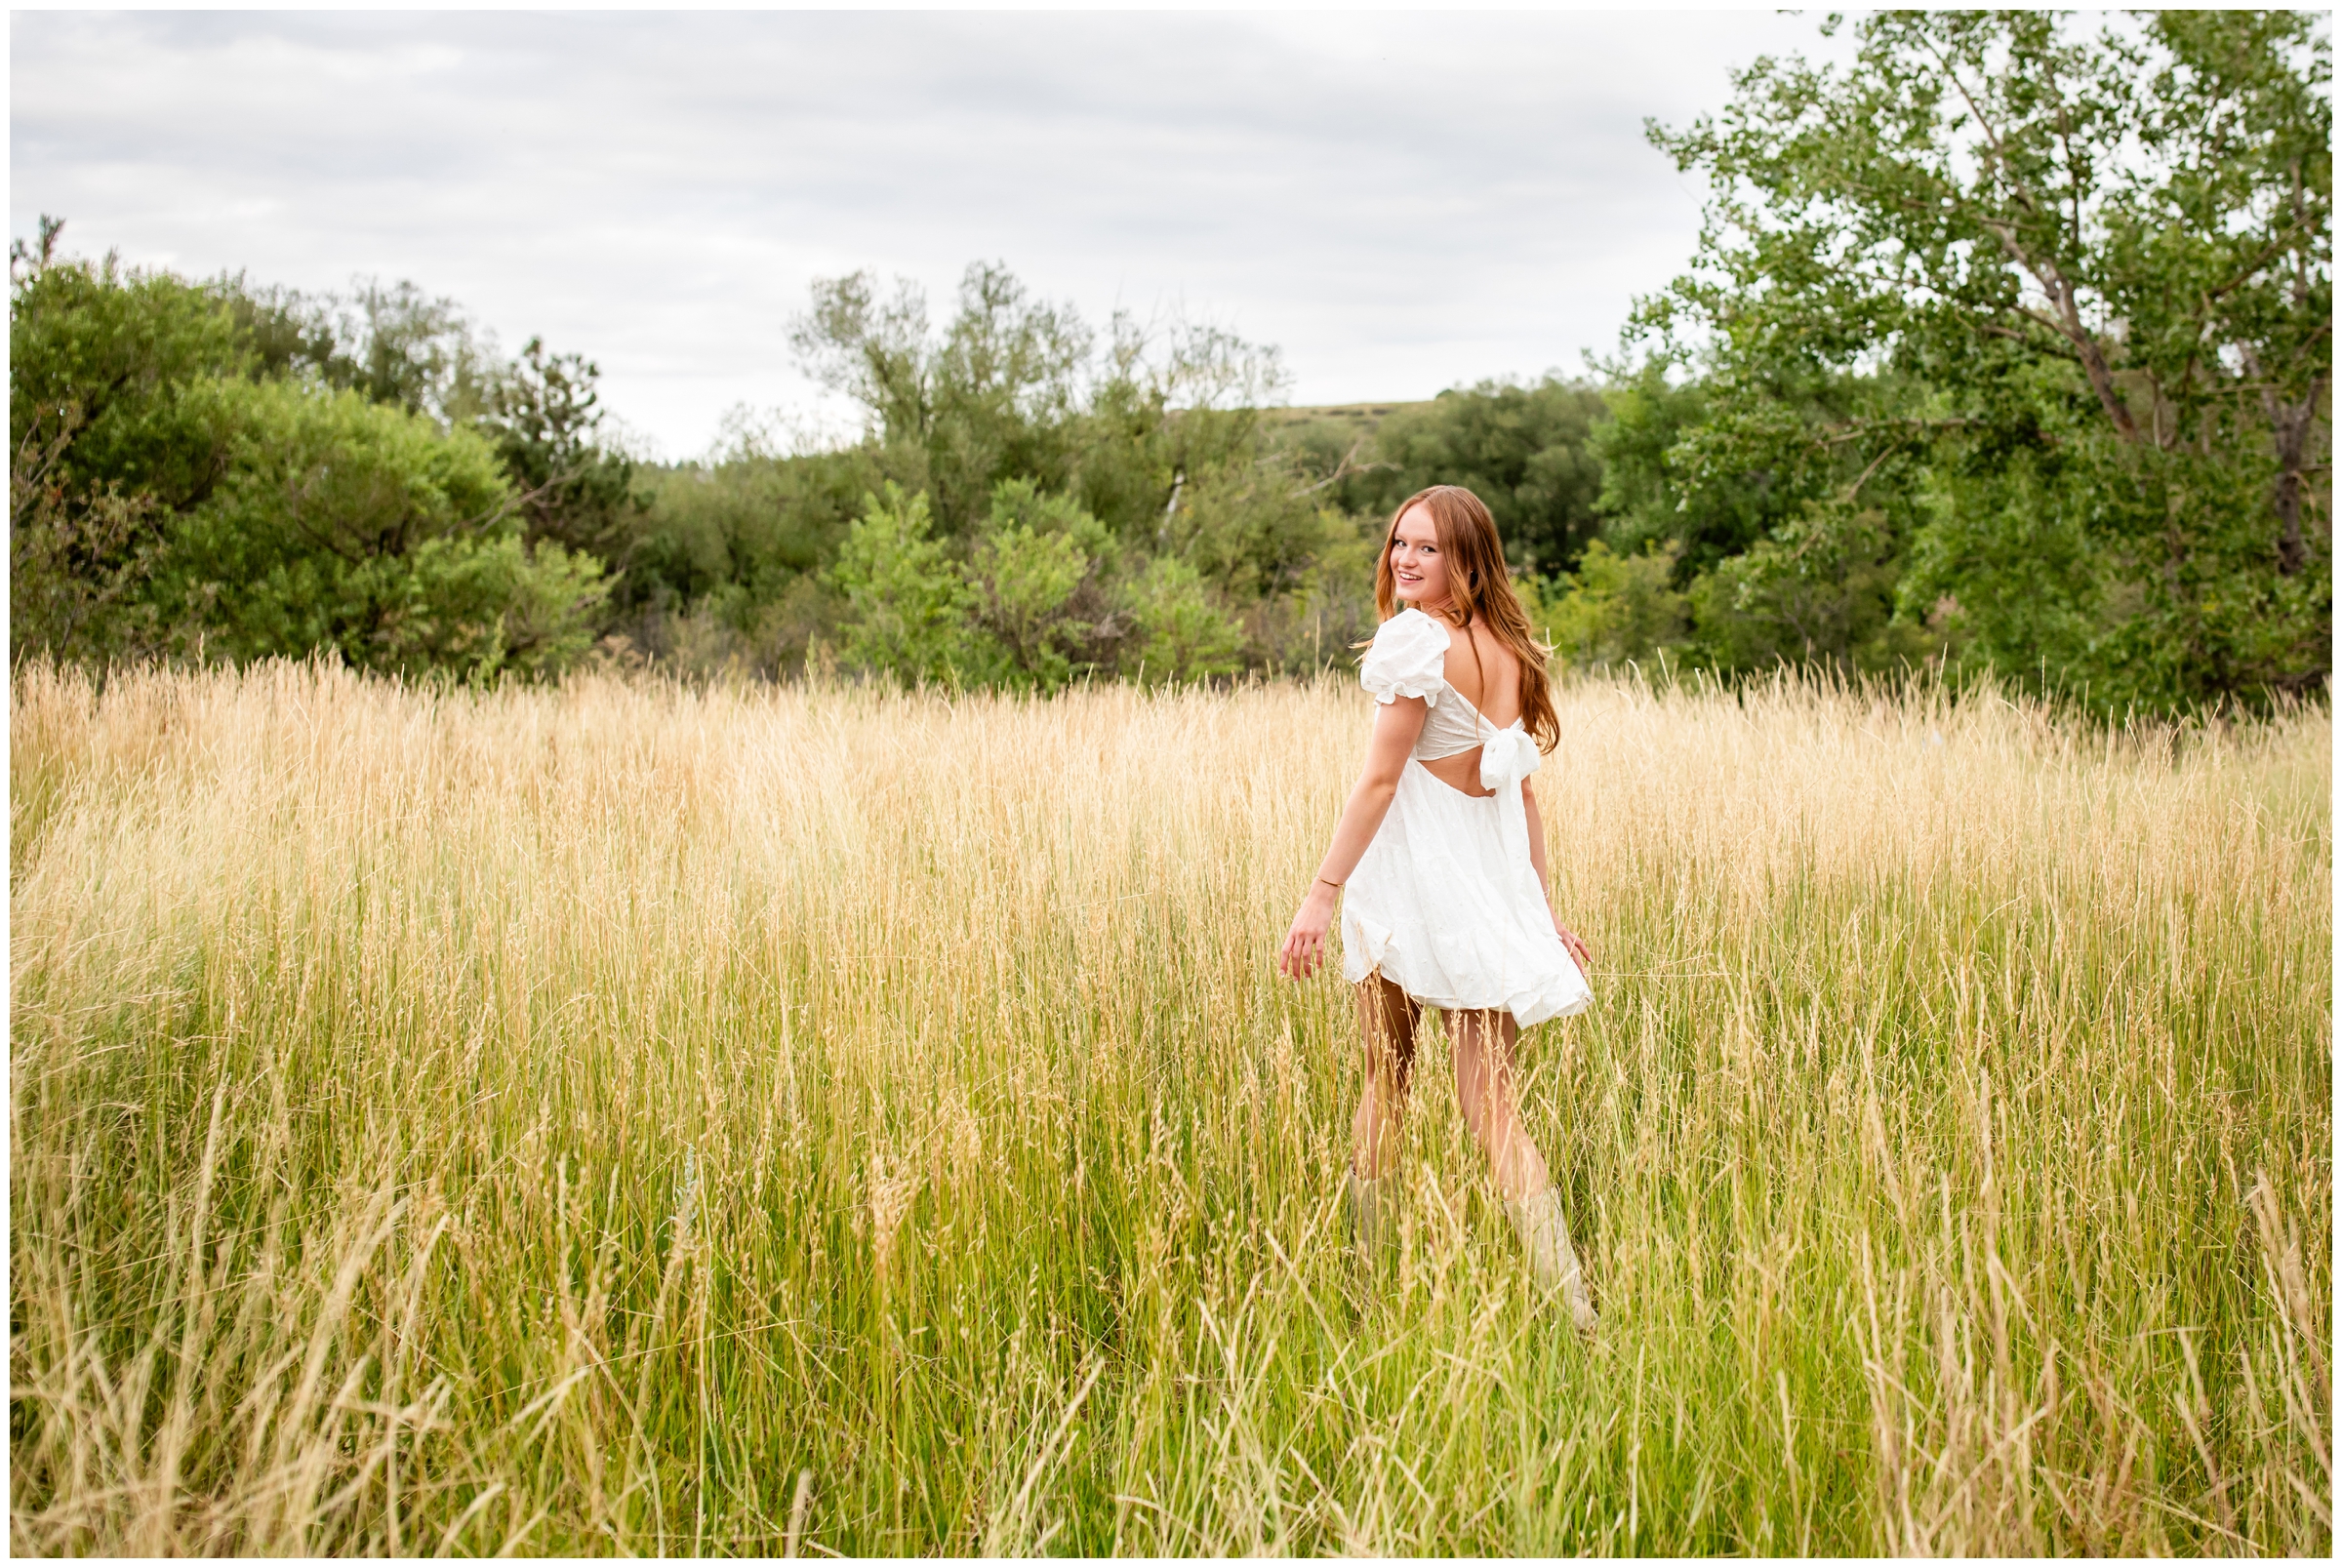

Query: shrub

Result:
[968,479,1120,692]
[157,380,607,678]
[828,483,984,686]
[1123,556,1246,684]
[1531,540,1691,673]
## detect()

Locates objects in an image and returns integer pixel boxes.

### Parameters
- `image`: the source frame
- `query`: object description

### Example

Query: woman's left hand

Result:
[1553,915,1592,972]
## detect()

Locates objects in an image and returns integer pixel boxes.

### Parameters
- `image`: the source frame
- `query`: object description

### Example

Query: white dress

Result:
[1339,609,1594,1027]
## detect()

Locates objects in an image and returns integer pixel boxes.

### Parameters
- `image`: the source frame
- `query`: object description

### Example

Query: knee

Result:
[1455,1070,1512,1141]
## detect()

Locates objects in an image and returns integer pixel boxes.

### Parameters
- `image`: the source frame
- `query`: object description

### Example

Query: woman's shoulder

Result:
[1372,607,1452,653]
[1359,607,1452,703]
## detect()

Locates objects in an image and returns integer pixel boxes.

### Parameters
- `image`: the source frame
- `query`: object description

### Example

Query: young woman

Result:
[1277,484,1598,1330]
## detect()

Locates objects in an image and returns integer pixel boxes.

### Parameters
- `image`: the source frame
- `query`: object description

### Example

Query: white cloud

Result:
[11,9,1850,457]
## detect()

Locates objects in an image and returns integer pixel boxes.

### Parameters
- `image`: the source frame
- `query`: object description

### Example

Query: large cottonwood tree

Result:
[1637,9,2329,707]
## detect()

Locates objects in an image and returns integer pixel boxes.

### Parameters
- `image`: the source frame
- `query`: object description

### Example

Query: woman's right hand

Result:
[1554,917,1592,973]
[1278,884,1338,979]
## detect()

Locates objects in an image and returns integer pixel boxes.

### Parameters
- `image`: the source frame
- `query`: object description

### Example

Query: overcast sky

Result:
[12,9,1854,459]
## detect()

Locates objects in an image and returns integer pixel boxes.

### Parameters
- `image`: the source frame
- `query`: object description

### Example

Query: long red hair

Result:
[1373,484,1558,752]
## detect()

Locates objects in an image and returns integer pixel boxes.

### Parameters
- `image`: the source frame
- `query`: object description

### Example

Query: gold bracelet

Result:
[1315,876,1343,891]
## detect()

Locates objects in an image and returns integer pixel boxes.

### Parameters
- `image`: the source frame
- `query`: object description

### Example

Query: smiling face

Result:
[1388,503,1451,613]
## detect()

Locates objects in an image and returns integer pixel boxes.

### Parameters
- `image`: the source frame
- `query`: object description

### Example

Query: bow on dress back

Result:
[1474,720,1542,874]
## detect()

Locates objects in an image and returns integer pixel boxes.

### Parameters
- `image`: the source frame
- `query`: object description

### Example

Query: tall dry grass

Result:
[9,659,2330,1554]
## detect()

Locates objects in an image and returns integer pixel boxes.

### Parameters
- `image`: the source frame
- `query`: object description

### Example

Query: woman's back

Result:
[1442,618,1522,725]
[1419,617,1519,797]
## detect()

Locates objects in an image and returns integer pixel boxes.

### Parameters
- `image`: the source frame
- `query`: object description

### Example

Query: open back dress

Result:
[1338,608,1594,1027]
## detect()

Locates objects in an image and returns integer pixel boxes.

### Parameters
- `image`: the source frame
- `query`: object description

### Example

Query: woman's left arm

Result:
[1524,782,1593,971]
[1276,697,1425,980]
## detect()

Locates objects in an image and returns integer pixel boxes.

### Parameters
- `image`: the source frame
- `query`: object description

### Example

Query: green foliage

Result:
[215,274,501,425]
[483,336,645,562]
[1336,378,1609,575]
[9,228,615,679]
[1637,9,2330,710]
[828,483,983,686]
[341,533,610,681]
[1168,458,1334,600]
[10,419,171,665]
[783,270,1312,682]
[215,276,641,570]
[1590,369,1774,576]
[7,246,245,663]
[10,248,243,513]
[9,234,1317,690]
[162,380,606,677]
[790,271,1298,559]
[1123,556,1246,684]
[969,479,1117,692]
[820,473,1240,692]
[972,523,1084,685]
[632,441,878,615]
[792,263,1091,538]
[1688,502,1947,677]
[1531,541,1690,673]
[23,9,2330,717]
[1074,318,1291,542]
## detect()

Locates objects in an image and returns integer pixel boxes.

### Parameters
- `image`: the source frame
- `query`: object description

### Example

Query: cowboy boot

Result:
[1505,1185,1597,1332]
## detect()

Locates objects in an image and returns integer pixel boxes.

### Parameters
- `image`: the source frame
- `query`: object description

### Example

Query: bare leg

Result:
[1351,973,1420,1179]
[1448,1008,1552,1203]
[1450,1008,1595,1327]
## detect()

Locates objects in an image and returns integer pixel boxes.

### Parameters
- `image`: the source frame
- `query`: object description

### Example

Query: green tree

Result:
[10,224,610,678]
[1640,9,2330,709]
[1531,540,1691,672]
[1337,378,1609,575]
[10,408,169,663]
[791,263,1090,538]
[483,336,645,563]
[827,483,983,685]
[1589,367,1776,576]
[212,274,502,425]
[1122,556,1245,684]
[628,436,878,637]
[10,231,243,514]
[1071,314,1292,545]
[786,266,1327,675]
[10,224,244,661]
[791,267,1303,559]
[159,379,607,677]
[1168,458,1336,601]
[969,478,1119,692]
[215,277,637,569]
[1686,501,1948,676]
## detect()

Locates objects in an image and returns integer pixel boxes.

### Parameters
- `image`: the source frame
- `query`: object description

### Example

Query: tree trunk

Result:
[2263,379,2323,576]
[1983,221,2142,445]
[2054,278,2141,444]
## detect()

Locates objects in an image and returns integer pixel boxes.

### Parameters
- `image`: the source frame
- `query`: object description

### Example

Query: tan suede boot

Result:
[1505,1186,1597,1332]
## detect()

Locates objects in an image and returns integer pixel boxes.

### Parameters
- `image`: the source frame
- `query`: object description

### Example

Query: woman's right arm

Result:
[1277,697,1426,979]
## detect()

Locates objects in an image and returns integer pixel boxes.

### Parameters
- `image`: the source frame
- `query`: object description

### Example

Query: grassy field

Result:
[9,660,2331,1554]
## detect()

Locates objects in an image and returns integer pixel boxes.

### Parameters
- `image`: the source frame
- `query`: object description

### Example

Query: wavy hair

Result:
[1373,484,1557,752]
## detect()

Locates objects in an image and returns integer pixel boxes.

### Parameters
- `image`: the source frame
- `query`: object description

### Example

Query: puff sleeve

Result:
[1357,609,1451,706]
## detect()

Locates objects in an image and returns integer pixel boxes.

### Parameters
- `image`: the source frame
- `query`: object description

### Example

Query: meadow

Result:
[9,659,2331,1554]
